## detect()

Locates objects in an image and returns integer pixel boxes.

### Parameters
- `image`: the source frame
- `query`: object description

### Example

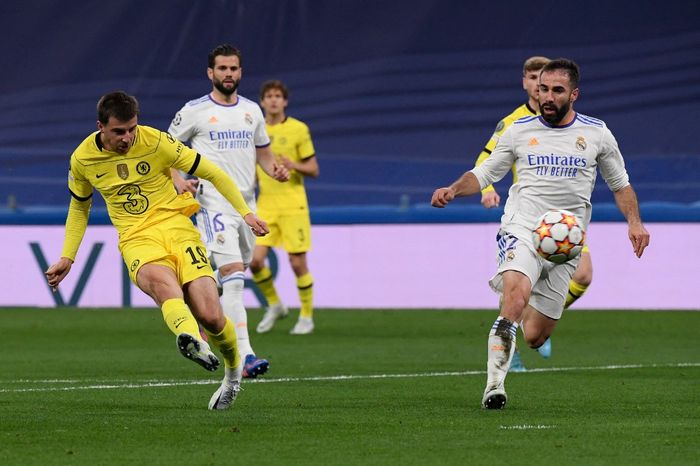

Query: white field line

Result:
[1,362,698,394]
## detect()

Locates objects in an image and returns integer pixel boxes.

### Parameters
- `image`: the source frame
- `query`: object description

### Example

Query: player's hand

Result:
[272,160,290,182]
[628,222,650,258]
[244,213,270,237]
[45,257,74,291]
[174,178,199,195]
[481,191,500,208]
[431,187,455,208]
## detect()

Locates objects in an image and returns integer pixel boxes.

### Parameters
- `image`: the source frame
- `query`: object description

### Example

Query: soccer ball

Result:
[532,209,585,264]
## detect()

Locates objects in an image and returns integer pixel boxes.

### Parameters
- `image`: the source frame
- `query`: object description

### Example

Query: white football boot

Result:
[482,383,508,410]
[209,367,242,410]
[176,333,220,372]
[256,303,289,333]
[289,316,314,335]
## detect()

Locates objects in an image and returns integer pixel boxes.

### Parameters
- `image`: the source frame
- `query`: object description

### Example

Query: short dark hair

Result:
[259,79,289,101]
[97,91,139,124]
[208,44,242,68]
[541,58,580,88]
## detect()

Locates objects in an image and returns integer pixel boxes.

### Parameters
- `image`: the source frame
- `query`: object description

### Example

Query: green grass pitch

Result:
[0,307,698,465]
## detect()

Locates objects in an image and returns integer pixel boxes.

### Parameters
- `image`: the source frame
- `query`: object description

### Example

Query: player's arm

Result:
[613,184,649,258]
[170,168,199,195]
[184,153,269,236]
[434,129,515,208]
[256,145,290,181]
[46,160,93,290]
[278,154,319,178]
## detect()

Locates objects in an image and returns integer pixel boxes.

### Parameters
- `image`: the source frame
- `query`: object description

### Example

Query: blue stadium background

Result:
[1,0,698,212]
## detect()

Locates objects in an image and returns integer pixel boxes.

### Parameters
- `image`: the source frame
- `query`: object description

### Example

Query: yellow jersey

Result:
[67,125,250,242]
[257,116,315,212]
[475,102,538,192]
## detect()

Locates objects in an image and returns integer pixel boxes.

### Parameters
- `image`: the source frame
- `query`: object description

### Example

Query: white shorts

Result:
[489,229,578,320]
[195,208,255,267]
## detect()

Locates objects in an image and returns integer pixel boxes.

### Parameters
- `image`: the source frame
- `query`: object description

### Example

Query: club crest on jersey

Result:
[117,164,129,180]
[506,250,516,262]
[166,133,176,144]
[136,161,150,175]
[575,136,587,151]
[244,113,253,125]
[216,233,226,245]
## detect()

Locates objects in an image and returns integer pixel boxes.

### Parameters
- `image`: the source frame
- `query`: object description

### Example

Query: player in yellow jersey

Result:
[475,57,594,369]
[44,91,269,410]
[251,80,320,335]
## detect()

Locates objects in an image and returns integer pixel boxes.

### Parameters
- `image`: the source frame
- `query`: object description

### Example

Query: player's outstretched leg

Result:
[482,316,517,409]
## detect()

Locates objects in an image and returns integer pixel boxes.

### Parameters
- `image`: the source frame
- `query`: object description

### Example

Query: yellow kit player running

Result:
[252,80,320,335]
[475,57,593,368]
[45,91,269,410]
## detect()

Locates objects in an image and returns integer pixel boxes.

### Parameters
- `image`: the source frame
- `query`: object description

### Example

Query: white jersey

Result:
[471,113,630,240]
[168,93,270,217]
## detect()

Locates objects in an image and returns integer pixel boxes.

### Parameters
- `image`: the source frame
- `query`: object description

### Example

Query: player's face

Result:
[522,69,542,103]
[97,116,138,154]
[260,89,288,116]
[208,55,242,96]
[538,70,579,125]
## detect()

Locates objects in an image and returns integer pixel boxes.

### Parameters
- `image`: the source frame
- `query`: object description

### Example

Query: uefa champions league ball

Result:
[532,209,586,264]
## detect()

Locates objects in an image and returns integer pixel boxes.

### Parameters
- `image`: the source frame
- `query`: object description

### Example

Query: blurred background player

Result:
[252,80,320,335]
[474,56,594,371]
[168,45,289,379]
[46,91,270,409]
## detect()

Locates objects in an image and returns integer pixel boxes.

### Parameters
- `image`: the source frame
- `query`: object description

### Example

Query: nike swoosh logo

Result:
[96,173,106,178]
[196,265,207,269]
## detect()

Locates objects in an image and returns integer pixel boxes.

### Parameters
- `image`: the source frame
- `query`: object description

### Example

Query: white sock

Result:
[486,316,517,390]
[220,271,254,359]
[224,365,242,383]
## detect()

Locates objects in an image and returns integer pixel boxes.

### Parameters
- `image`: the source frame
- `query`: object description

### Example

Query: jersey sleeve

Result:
[167,105,195,143]
[597,126,630,192]
[470,125,517,189]
[297,122,316,160]
[67,154,93,201]
[253,105,271,148]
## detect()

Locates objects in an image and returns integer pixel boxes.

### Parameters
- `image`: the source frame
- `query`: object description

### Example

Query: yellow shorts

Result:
[255,208,311,253]
[119,213,215,285]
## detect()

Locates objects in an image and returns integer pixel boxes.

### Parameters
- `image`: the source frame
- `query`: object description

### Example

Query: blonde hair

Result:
[522,56,551,75]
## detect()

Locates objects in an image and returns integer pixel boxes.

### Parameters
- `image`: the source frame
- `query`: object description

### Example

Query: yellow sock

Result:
[161,298,201,337]
[565,280,589,309]
[297,273,314,319]
[204,317,240,368]
[253,267,280,306]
